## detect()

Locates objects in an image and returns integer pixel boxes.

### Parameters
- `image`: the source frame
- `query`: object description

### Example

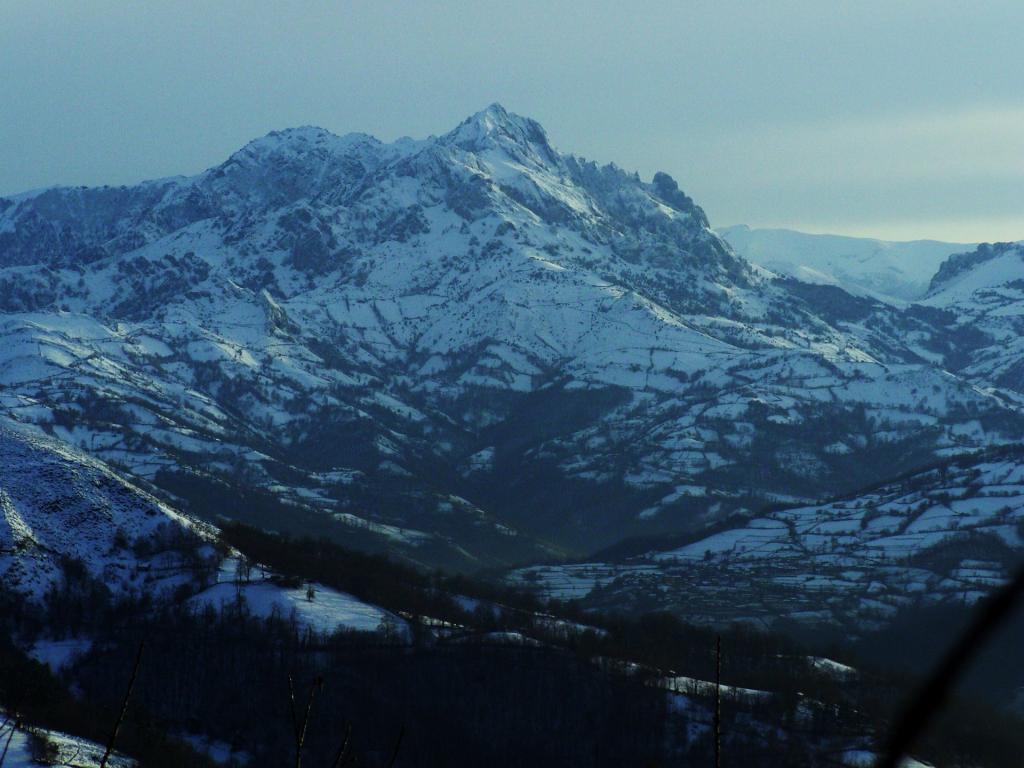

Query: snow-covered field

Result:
[190,559,408,638]
[0,718,134,768]
[27,638,93,671]
[511,451,1024,629]
[0,425,408,667]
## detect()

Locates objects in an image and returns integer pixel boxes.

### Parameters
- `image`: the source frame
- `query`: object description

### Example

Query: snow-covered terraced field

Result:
[511,451,1024,629]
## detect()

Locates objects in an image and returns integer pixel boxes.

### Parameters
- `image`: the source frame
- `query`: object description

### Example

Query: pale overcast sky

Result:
[1,1,1021,242]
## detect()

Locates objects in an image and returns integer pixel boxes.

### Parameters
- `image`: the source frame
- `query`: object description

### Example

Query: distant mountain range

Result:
[2,104,1023,631]
[718,224,976,302]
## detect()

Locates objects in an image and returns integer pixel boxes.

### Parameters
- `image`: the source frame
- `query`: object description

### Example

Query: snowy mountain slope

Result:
[718,225,973,301]
[783,239,1024,404]
[0,419,413,651]
[1,105,1023,564]
[511,448,1024,630]
[927,240,1024,300]
[917,241,1024,393]
[0,423,214,600]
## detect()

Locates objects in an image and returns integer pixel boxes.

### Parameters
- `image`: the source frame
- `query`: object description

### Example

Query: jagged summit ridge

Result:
[220,126,383,173]
[0,104,734,280]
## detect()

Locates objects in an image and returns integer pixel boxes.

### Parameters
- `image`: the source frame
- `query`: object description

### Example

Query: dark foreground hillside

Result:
[3,525,1023,768]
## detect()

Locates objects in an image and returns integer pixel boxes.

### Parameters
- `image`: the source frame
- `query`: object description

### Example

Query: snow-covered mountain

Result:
[926,240,1024,302]
[718,224,973,302]
[1,104,1023,570]
[501,240,1024,628]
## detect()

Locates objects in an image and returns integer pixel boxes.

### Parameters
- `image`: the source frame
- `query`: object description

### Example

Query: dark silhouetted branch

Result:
[386,724,404,768]
[99,639,145,768]
[878,564,1024,768]
[713,635,721,768]
[327,722,353,768]
[288,674,323,768]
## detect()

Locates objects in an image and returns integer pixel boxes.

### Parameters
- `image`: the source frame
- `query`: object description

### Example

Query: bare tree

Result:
[286,673,404,768]
[288,674,323,768]
[234,556,253,596]
[327,722,354,768]
[713,635,721,768]
[99,639,145,768]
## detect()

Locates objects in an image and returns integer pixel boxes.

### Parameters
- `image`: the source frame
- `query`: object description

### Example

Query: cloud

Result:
[704,105,1024,186]
[633,105,1024,241]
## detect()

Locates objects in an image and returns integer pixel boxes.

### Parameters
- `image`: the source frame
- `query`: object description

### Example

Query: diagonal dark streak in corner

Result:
[877,563,1024,768]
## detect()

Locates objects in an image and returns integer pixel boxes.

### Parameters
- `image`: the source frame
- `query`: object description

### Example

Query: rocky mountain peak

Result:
[441,103,557,163]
